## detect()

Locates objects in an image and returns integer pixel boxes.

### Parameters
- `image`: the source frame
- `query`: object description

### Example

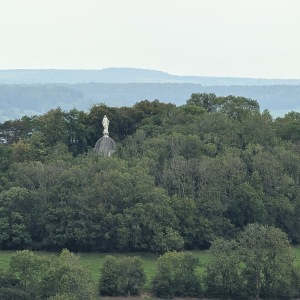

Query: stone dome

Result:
[95,135,115,156]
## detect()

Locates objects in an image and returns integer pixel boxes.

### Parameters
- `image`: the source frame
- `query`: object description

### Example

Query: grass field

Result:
[1,246,300,293]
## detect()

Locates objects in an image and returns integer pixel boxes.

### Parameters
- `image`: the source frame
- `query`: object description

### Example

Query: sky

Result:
[0,0,300,79]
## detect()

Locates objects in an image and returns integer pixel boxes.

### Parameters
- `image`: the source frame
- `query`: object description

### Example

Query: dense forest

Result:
[0,93,300,253]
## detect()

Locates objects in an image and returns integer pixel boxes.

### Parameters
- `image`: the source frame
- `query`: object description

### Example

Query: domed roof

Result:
[95,135,115,156]
[95,115,116,156]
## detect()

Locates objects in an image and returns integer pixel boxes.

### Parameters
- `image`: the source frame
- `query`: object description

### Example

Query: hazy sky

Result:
[1,0,300,78]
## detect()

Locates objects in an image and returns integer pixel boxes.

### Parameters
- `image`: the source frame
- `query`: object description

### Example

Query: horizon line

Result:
[0,67,299,81]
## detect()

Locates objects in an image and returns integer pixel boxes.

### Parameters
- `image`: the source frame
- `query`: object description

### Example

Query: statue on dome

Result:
[102,115,109,134]
[95,115,115,156]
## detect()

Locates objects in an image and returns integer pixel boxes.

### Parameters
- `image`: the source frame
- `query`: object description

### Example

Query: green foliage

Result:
[99,255,146,296]
[187,93,218,112]
[0,287,30,300]
[40,249,95,300]
[0,270,20,288]
[9,250,48,293]
[1,248,300,299]
[205,224,299,299]
[186,93,260,121]
[204,239,240,298]
[228,182,266,228]
[5,249,95,300]
[98,256,119,296]
[237,223,296,299]
[218,95,260,121]
[36,108,69,147]
[0,96,300,254]
[0,188,32,249]
[48,294,77,300]
[274,111,300,143]
[152,251,201,298]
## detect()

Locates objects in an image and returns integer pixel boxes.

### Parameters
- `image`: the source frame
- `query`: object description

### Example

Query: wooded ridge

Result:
[1,67,300,122]
[0,93,299,253]
[1,83,300,122]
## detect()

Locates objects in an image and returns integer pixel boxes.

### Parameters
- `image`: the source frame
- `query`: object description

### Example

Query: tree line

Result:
[1,224,300,299]
[1,82,300,123]
[0,94,300,252]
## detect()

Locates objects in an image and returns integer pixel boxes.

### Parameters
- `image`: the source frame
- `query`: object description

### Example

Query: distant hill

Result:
[0,68,299,122]
[1,82,300,122]
[1,68,300,85]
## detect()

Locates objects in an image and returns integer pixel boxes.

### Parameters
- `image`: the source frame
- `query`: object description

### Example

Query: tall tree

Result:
[238,224,297,299]
[36,108,68,147]
[152,251,201,298]
[205,224,299,299]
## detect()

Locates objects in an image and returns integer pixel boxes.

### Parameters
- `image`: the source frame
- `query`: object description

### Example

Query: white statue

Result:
[102,115,109,134]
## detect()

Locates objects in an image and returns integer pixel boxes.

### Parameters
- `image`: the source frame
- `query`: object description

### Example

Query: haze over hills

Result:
[0,68,300,122]
[1,68,300,85]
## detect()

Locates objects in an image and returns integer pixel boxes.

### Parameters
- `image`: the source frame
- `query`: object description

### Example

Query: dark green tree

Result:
[274,111,300,143]
[238,224,297,299]
[152,251,201,298]
[186,93,218,112]
[36,108,68,147]
[65,109,89,155]
[99,255,146,296]
[40,249,95,300]
[227,182,266,228]
[205,224,299,299]
[204,238,240,298]
[9,250,49,298]
[218,95,260,121]
[0,187,32,249]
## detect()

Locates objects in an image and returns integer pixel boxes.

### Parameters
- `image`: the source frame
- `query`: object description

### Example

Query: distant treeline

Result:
[0,94,300,253]
[1,82,300,122]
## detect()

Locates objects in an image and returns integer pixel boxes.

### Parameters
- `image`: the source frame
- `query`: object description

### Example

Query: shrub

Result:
[152,251,201,298]
[40,249,95,300]
[203,239,241,298]
[99,255,146,296]
[204,224,300,299]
